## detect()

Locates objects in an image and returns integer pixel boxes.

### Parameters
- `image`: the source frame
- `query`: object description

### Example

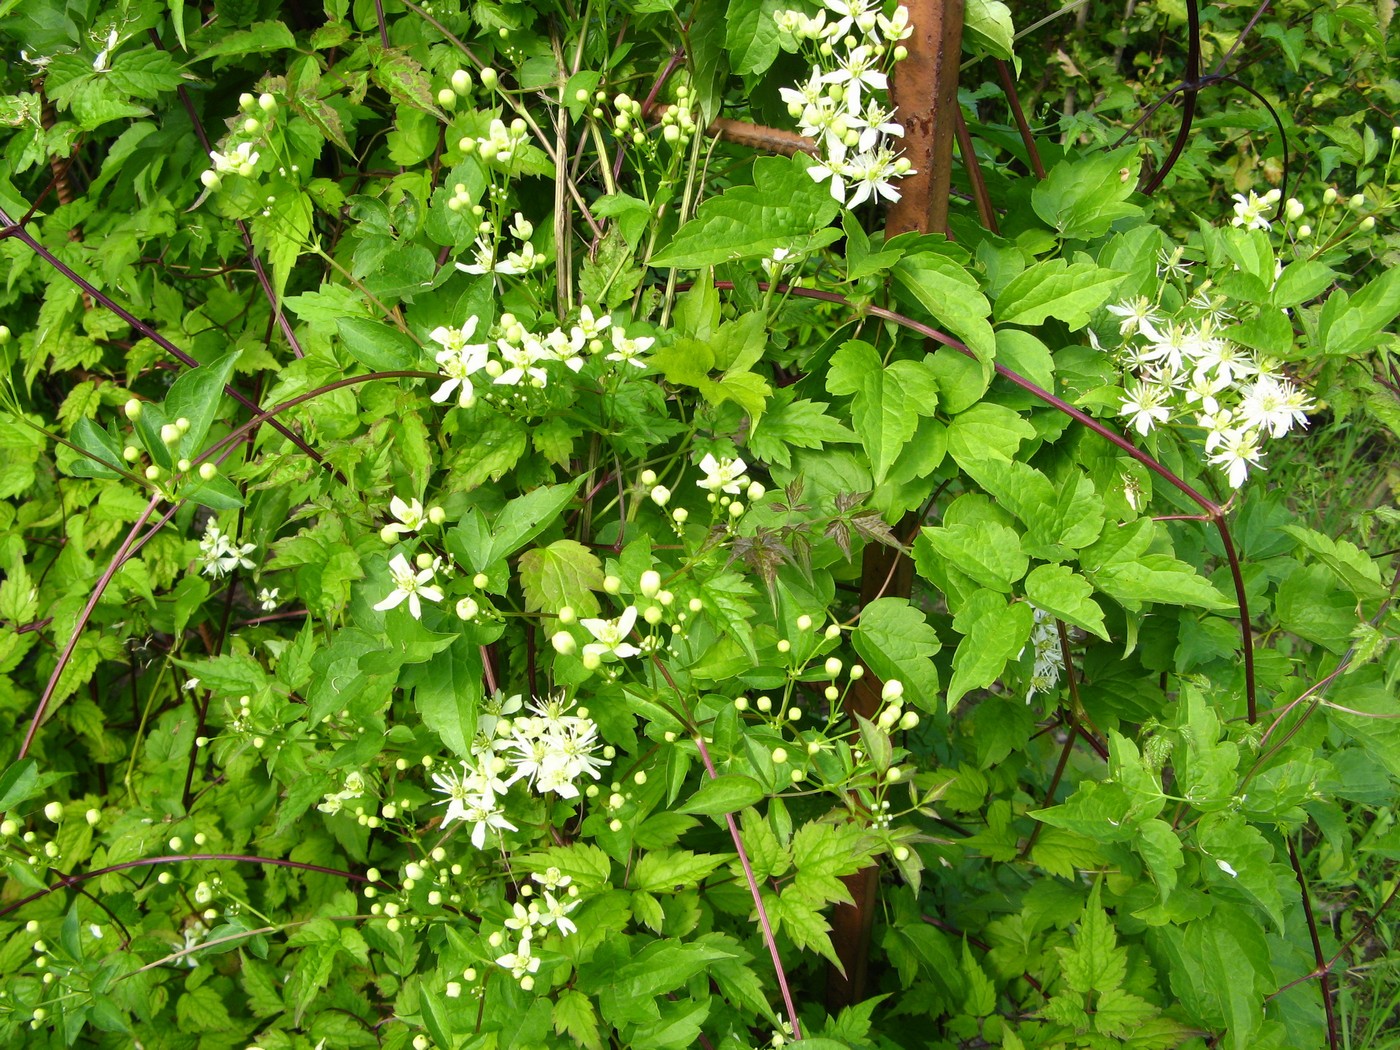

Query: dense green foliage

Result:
[0,1,1398,1048]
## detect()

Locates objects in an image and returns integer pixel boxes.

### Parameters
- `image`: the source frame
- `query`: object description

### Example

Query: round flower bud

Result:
[437,88,457,108]
[656,589,674,606]
[796,614,812,631]
[1297,224,1312,239]
[456,597,480,621]
[886,766,903,782]
[771,747,788,764]
[557,605,576,624]
[177,458,191,472]
[825,623,841,640]
[672,507,688,523]
[123,445,140,463]
[169,836,184,851]
[480,67,498,90]
[1323,187,1338,205]
[258,92,276,113]
[650,484,671,506]
[634,770,647,785]
[1285,198,1304,221]
[1349,193,1367,210]
[200,169,221,190]
[603,574,622,594]
[1361,215,1376,231]
[608,818,622,832]
[124,398,143,420]
[551,631,576,655]
[639,570,661,598]
[160,423,180,445]
[824,685,839,701]
[747,481,765,501]
[894,845,910,861]
[777,639,790,653]
[0,819,17,836]
[734,696,749,711]
[824,656,843,677]
[85,808,100,826]
[642,604,663,625]
[379,525,399,544]
[881,679,904,702]
[243,117,261,134]
[198,461,217,481]
[582,650,602,670]
[415,553,433,570]
[899,710,920,731]
[640,469,657,486]
[43,801,62,822]
[0,326,10,343]
[756,695,771,712]
[1393,126,1400,141]
[451,69,472,94]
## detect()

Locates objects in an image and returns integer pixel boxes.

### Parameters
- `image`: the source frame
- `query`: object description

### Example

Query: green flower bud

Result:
[451,69,472,94]
[198,462,217,481]
[480,67,498,90]
[124,398,143,420]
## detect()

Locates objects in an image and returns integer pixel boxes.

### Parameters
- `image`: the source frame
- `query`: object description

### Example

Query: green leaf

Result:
[552,989,603,1050]
[652,154,841,268]
[634,849,731,892]
[827,340,940,484]
[65,417,125,479]
[487,481,581,564]
[1279,524,1385,599]
[1319,264,1400,355]
[852,597,942,707]
[1032,147,1141,239]
[726,0,783,75]
[517,540,604,616]
[412,636,483,758]
[946,402,1037,472]
[994,259,1122,329]
[370,48,446,117]
[891,252,997,369]
[164,348,242,461]
[1092,554,1236,611]
[963,0,1015,59]
[336,316,422,372]
[947,592,1034,708]
[200,20,297,59]
[676,774,764,816]
[842,212,904,280]
[746,390,857,468]
[1270,261,1336,308]
[919,522,1028,592]
[1023,563,1108,640]
[1136,818,1184,901]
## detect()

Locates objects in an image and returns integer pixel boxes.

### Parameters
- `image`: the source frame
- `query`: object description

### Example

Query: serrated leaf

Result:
[828,340,940,484]
[891,251,996,370]
[652,154,841,268]
[852,597,942,707]
[517,539,604,616]
[947,593,1034,708]
[1023,563,1108,639]
[634,849,731,892]
[919,522,1028,592]
[336,316,421,372]
[676,774,764,816]
[1032,147,1141,239]
[994,259,1122,329]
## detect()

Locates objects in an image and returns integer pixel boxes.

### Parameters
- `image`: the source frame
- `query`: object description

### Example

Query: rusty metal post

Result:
[826,0,965,1014]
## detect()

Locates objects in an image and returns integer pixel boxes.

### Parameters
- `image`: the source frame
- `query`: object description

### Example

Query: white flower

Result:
[373,553,444,619]
[1230,189,1279,231]
[509,212,534,241]
[1119,383,1171,436]
[820,0,879,41]
[542,326,586,372]
[841,147,909,209]
[531,867,572,891]
[847,98,903,154]
[572,305,611,342]
[807,141,851,204]
[580,606,641,661]
[455,237,498,276]
[494,336,549,388]
[537,891,579,936]
[606,327,653,367]
[1105,297,1163,339]
[432,321,490,408]
[820,45,887,115]
[1207,427,1264,488]
[198,521,256,578]
[696,453,747,494]
[496,935,540,981]
[381,496,427,539]
[209,142,259,177]
[257,587,279,612]
[1237,374,1313,438]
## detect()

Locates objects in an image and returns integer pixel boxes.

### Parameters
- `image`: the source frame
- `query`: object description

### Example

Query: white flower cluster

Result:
[197,521,256,579]
[1020,606,1063,704]
[494,872,582,988]
[317,771,368,816]
[456,211,543,277]
[430,693,610,849]
[774,0,914,207]
[429,306,653,406]
[1111,292,1314,488]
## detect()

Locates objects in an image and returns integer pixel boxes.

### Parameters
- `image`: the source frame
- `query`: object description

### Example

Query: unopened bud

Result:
[451,69,472,94]
[124,398,143,420]
[639,570,661,598]
[551,631,576,655]
[479,67,498,90]
[258,93,276,113]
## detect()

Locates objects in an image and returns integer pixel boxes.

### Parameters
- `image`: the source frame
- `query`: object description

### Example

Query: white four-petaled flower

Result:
[374,554,443,619]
